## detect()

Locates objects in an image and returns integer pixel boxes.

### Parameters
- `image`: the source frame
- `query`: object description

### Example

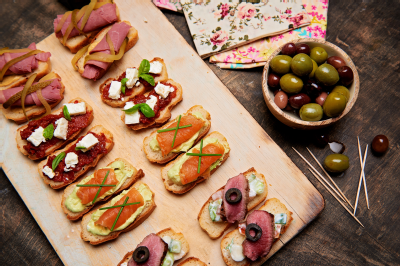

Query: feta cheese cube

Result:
[42,166,55,179]
[64,152,79,172]
[125,68,139,88]
[149,61,163,74]
[108,81,122,99]
[124,102,140,124]
[54,118,69,140]
[146,95,158,110]
[76,133,99,152]
[27,126,46,147]
[64,102,86,116]
[154,82,174,98]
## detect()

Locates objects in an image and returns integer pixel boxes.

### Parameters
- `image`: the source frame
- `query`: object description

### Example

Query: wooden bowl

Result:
[262,38,359,130]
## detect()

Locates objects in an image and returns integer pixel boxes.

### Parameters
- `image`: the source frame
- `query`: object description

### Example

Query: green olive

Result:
[299,103,323,121]
[291,53,313,76]
[323,92,347,117]
[280,74,304,94]
[324,154,349,173]
[270,55,292,74]
[331,86,350,102]
[315,63,340,86]
[309,59,318,78]
[310,47,328,65]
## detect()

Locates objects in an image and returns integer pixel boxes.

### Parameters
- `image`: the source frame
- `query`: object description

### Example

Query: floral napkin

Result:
[153,0,184,13]
[210,0,329,68]
[179,0,310,59]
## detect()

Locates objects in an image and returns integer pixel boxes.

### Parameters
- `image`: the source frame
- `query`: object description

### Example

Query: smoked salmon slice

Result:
[95,187,144,230]
[180,143,225,185]
[157,115,205,156]
[77,168,118,204]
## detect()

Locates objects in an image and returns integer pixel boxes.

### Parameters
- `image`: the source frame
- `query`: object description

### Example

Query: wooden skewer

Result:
[357,137,370,209]
[306,147,354,210]
[354,144,368,215]
[292,147,346,203]
[308,168,364,227]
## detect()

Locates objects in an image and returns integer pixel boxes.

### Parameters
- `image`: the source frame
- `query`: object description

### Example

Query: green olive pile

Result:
[268,42,354,121]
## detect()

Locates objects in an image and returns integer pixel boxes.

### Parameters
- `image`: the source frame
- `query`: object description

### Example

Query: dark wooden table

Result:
[1,1,399,265]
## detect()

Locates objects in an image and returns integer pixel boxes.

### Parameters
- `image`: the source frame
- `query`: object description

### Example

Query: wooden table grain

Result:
[1,0,399,265]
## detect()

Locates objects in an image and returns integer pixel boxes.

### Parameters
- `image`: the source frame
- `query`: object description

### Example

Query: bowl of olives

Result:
[262,38,359,130]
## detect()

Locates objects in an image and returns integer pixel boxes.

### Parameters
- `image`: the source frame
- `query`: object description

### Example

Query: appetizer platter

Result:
[0,0,324,265]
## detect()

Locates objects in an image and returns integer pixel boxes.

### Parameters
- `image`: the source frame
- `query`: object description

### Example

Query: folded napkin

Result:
[153,0,184,13]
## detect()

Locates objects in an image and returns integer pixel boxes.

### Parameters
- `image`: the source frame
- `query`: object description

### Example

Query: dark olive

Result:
[284,104,294,111]
[296,43,310,55]
[324,154,349,173]
[273,88,282,96]
[304,79,322,99]
[327,56,346,69]
[270,55,292,74]
[133,246,150,263]
[315,63,340,86]
[225,188,242,204]
[281,42,296,56]
[268,73,280,88]
[372,135,389,153]
[338,66,354,86]
[291,53,313,76]
[289,93,311,109]
[310,47,328,65]
[314,134,330,147]
[245,223,262,242]
[274,91,288,109]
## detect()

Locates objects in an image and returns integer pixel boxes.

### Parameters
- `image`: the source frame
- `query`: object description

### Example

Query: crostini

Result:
[1,72,65,123]
[16,98,93,160]
[53,0,120,53]
[121,79,183,130]
[38,125,114,189]
[73,20,139,80]
[220,198,293,265]
[80,180,156,245]
[100,57,169,107]
[143,105,211,164]
[177,257,207,266]
[161,131,230,194]
[117,228,189,266]
[198,168,268,240]
[62,158,144,220]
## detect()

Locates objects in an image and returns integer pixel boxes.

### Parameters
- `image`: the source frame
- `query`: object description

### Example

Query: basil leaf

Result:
[123,103,142,114]
[63,105,71,121]
[121,78,129,94]
[139,73,155,86]
[43,124,54,140]
[52,152,66,171]
[138,59,150,75]
[75,146,86,151]
[139,103,155,118]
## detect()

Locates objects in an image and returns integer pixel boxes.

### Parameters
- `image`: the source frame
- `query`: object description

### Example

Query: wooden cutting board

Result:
[0,0,324,265]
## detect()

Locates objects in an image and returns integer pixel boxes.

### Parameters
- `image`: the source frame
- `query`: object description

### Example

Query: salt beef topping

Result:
[223,173,249,223]
[128,233,168,266]
[242,210,275,261]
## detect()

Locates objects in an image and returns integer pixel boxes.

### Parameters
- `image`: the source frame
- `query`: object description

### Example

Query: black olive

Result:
[225,188,242,204]
[245,223,262,242]
[132,246,150,263]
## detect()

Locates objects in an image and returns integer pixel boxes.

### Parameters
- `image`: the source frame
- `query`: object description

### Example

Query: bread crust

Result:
[99,57,169,107]
[143,105,211,164]
[121,79,183,131]
[117,228,189,266]
[61,158,144,220]
[1,71,67,124]
[198,168,268,240]
[161,131,230,194]
[37,125,114,189]
[15,97,94,160]
[177,257,208,266]
[80,181,156,245]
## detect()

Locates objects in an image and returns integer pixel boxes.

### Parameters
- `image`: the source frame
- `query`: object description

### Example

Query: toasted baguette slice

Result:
[1,72,65,124]
[177,257,207,266]
[198,168,268,240]
[38,125,114,189]
[122,79,183,130]
[61,158,144,220]
[75,21,139,79]
[117,228,189,266]
[143,105,211,164]
[220,198,293,266]
[100,57,169,107]
[81,181,156,245]
[15,98,93,160]
[161,131,230,194]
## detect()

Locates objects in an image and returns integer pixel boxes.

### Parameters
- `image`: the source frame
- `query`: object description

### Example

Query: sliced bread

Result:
[177,257,208,266]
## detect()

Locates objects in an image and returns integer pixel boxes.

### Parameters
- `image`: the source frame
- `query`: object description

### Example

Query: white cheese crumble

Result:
[27,126,46,147]
[76,133,99,152]
[146,95,158,110]
[108,81,122,99]
[64,152,78,172]
[230,244,245,262]
[124,102,140,124]
[149,61,163,74]
[54,118,68,140]
[42,166,55,179]
[154,82,174,98]
[125,68,139,88]
[64,102,86,116]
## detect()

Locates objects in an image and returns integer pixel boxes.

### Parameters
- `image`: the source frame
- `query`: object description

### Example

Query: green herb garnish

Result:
[111,196,129,231]
[186,139,222,174]
[63,105,71,121]
[99,202,140,210]
[121,77,129,94]
[75,146,86,151]
[43,124,54,140]
[52,152,66,171]
[91,170,110,204]
[123,102,155,118]
[138,59,155,86]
